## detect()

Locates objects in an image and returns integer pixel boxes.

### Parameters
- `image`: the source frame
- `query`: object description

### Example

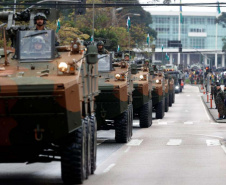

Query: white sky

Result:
[138,0,226,13]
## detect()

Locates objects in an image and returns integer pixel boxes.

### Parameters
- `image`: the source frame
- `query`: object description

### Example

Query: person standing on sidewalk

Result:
[216,82,225,120]
[223,84,226,119]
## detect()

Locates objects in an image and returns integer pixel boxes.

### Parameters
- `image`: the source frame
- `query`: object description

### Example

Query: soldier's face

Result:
[125,56,129,61]
[34,43,42,50]
[98,45,103,50]
[36,19,44,26]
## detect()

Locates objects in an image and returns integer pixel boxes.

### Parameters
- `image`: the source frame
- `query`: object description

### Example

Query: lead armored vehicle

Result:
[132,59,152,128]
[95,54,133,143]
[0,7,98,184]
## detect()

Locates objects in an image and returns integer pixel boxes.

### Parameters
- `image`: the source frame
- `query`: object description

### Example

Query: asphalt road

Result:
[1,85,226,185]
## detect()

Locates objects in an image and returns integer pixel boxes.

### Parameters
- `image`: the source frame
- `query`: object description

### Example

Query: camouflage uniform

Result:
[224,89,226,117]
[216,88,225,117]
[97,41,109,55]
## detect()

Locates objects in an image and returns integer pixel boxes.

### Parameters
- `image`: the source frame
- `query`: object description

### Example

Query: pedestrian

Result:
[213,82,217,109]
[224,84,226,119]
[215,82,225,120]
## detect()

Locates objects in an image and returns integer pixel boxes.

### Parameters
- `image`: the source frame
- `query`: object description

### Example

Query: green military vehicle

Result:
[151,61,165,119]
[0,6,99,184]
[164,74,170,112]
[132,59,152,128]
[95,53,133,143]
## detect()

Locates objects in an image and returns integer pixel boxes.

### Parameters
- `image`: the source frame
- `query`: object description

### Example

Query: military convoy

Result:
[0,1,180,184]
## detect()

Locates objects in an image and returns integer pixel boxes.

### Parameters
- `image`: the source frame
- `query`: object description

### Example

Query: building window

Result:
[190,28,206,32]
[190,38,205,49]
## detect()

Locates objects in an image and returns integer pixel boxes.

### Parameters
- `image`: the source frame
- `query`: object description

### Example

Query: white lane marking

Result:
[187,95,190,97]
[184,121,193,125]
[200,97,211,121]
[211,122,219,125]
[191,134,224,139]
[158,122,168,125]
[97,139,107,146]
[103,163,116,173]
[124,147,131,153]
[185,110,189,113]
[221,145,226,154]
[127,139,143,146]
[206,139,221,146]
[167,139,182,146]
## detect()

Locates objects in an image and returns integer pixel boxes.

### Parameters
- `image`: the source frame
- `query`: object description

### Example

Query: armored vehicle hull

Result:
[132,66,152,128]
[96,57,133,143]
[152,72,165,119]
[0,27,99,184]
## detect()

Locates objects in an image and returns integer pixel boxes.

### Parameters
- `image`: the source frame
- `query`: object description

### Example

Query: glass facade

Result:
[150,12,225,50]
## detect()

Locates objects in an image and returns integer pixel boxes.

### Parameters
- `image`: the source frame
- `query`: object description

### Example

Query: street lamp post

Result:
[116,13,140,26]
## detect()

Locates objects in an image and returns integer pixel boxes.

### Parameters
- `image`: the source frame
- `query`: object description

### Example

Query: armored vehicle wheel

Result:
[156,100,164,119]
[172,92,175,103]
[128,104,133,137]
[139,100,152,128]
[115,108,131,143]
[61,122,86,184]
[169,93,172,107]
[165,94,169,112]
[90,114,97,174]
[84,117,91,178]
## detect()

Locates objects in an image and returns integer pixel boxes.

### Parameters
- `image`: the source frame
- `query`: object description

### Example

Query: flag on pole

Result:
[127,16,131,32]
[90,35,93,42]
[147,34,150,45]
[117,45,120,52]
[217,1,221,14]
[161,44,164,51]
[165,53,170,61]
[56,19,60,33]
[180,0,183,24]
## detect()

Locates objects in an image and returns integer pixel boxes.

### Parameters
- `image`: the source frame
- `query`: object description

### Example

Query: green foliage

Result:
[217,13,226,51]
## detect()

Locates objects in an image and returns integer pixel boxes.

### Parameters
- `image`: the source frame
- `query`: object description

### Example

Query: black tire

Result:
[165,94,169,112]
[128,104,133,137]
[139,100,152,128]
[61,121,86,184]
[90,114,97,174]
[84,117,91,179]
[172,92,175,103]
[169,93,172,107]
[156,100,164,119]
[115,108,131,143]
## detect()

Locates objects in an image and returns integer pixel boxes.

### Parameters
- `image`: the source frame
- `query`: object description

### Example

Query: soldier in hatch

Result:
[97,41,109,55]
[124,53,130,61]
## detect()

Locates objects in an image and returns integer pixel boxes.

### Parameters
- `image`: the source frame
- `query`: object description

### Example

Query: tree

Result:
[216,13,226,51]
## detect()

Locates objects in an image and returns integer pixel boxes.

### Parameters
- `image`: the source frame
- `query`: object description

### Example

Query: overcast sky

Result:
[138,0,226,13]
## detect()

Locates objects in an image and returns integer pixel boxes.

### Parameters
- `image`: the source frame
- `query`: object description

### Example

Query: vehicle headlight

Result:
[156,79,160,83]
[115,74,121,80]
[73,44,78,49]
[175,86,179,89]
[58,62,68,72]
[140,75,144,80]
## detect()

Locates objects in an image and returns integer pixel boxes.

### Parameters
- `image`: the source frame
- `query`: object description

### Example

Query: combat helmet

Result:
[97,41,104,46]
[34,12,47,24]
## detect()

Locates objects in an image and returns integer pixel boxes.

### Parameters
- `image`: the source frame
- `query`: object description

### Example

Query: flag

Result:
[56,19,60,33]
[117,45,120,52]
[90,35,93,42]
[165,53,170,61]
[217,1,221,14]
[147,34,150,45]
[180,0,183,24]
[127,16,131,32]
[161,44,164,51]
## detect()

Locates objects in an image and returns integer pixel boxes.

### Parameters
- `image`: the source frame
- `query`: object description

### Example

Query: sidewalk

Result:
[199,85,226,123]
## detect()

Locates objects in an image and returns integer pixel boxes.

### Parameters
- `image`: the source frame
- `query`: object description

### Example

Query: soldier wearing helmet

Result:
[31,36,46,52]
[34,12,47,30]
[97,41,109,55]
[124,53,130,61]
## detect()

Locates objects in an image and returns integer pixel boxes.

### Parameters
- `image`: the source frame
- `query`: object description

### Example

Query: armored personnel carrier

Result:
[132,59,152,128]
[95,54,133,143]
[0,6,98,184]
[151,61,165,119]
